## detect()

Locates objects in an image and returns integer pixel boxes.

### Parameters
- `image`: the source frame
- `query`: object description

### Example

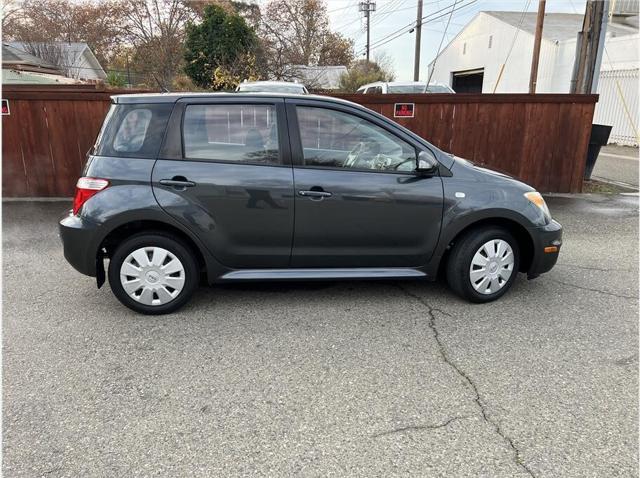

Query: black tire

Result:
[108,232,199,315]
[446,227,520,303]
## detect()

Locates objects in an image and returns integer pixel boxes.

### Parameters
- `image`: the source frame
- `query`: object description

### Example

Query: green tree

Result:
[338,59,395,93]
[183,4,258,89]
[106,71,127,88]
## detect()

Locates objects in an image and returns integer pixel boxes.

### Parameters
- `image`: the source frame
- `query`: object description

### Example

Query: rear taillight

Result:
[73,177,109,215]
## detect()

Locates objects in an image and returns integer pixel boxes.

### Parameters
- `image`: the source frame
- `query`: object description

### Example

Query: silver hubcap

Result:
[120,247,185,306]
[469,239,515,295]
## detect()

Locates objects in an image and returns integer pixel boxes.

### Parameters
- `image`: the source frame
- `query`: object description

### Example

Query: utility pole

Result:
[413,0,423,81]
[571,0,609,93]
[359,1,376,62]
[528,0,546,93]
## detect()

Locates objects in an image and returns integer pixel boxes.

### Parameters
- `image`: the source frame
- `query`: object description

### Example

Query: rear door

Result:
[287,100,444,268]
[153,97,294,268]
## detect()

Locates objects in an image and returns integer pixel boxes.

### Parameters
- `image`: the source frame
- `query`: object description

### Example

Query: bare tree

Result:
[121,0,195,89]
[3,0,127,67]
[259,0,353,80]
[1,0,23,34]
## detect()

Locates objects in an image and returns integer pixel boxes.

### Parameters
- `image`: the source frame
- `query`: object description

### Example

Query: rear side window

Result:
[183,104,280,165]
[94,103,173,158]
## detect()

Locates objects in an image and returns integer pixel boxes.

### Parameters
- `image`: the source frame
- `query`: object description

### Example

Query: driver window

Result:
[296,106,417,172]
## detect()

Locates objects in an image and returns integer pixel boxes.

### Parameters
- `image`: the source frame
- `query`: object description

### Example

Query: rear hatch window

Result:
[94,103,173,158]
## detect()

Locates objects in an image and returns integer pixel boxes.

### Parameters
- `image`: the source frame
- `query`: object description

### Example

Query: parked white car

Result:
[236,81,309,94]
[356,81,455,94]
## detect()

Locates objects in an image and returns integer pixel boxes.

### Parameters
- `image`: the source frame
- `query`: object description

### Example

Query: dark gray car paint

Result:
[284,98,445,268]
[60,155,223,278]
[59,92,562,286]
[290,167,443,267]
[152,160,295,268]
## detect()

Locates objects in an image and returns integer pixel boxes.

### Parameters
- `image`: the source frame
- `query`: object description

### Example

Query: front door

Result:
[153,99,294,268]
[287,102,444,268]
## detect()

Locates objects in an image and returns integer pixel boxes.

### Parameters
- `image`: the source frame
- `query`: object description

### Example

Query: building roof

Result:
[2,43,60,73]
[5,41,106,79]
[485,11,638,42]
[2,68,83,85]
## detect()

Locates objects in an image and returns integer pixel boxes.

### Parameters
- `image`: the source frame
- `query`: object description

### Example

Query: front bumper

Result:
[59,211,101,277]
[527,219,563,278]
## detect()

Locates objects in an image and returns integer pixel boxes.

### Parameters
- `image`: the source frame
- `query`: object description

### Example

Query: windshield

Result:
[387,85,427,94]
[386,84,454,93]
[238,84,306,94]
[426,85,454,93]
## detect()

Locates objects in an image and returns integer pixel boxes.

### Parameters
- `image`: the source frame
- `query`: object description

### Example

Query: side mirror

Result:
[416,151,439,175]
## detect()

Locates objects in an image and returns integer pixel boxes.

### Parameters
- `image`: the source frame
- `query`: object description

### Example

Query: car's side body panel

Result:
[60,155,224,279]
[151,97,295,268]
[283,97,446,267]
[151,160,295,268]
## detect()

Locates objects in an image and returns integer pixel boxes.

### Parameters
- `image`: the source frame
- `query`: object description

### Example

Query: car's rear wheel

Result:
[108,233,198,315]
[446,227,520,303]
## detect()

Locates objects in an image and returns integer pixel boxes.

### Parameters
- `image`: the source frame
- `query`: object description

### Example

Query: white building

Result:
[6,41,107,82]
[428,11,639,146]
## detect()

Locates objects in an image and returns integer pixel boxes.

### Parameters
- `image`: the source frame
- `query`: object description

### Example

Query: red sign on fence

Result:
[394,103,414,118]
[1,99,9,115]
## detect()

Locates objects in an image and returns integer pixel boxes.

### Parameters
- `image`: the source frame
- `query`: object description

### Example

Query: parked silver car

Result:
[356,81,455,94]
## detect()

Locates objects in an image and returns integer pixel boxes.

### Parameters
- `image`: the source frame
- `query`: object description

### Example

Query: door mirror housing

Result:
[416,151,439,175]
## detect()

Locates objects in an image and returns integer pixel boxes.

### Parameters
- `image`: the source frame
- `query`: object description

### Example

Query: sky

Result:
[322,0,589,80]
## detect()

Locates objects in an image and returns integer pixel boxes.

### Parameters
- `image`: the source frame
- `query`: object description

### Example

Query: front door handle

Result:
[298,190,332,199]
[160,178,196,188]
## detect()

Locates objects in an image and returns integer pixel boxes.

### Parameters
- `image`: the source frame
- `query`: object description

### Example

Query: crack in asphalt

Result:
[372,416,468,438]
[557,263,635,273]
[549,278,639,300]
[398,285,537,478]
[42,467,62,476]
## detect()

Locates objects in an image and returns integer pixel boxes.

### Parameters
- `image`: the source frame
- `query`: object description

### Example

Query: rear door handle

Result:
[160,178,196,188]
[298,190,332,199]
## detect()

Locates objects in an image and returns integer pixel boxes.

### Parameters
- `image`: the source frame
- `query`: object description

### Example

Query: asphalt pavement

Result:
[592,145,639,189]
[3,194,638,477]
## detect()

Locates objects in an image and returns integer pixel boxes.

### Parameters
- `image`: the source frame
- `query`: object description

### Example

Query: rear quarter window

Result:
[94,103,173,158]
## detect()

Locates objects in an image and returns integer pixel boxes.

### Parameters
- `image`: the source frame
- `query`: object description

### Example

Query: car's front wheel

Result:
[446,227,520,303]
[108,233,199,315]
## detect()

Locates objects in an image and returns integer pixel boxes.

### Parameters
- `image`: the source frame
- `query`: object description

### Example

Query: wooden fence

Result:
[2,85,598,196]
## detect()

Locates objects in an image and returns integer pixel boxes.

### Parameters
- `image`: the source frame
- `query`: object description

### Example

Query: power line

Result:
[327,1,359,14]
[355,0,477,56]
[492,0,533,92]
[372,0,406,25]
[356,0,476,54]
[426,0,458,85]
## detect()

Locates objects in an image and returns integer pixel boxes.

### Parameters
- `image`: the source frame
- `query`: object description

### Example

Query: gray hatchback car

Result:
[60,93,562,314]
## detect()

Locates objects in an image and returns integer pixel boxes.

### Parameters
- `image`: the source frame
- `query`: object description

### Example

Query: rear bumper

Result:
[59,211,100,277]
[527,219,563,278]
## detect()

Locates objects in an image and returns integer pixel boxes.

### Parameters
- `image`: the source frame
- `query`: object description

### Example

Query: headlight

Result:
[524,191,551,219]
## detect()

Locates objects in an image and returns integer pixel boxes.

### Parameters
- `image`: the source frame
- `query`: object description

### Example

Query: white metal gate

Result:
[594,68,639,146]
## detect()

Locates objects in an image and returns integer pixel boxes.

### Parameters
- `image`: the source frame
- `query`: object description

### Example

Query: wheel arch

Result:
[435,214,535,278]
[96,214,223,285]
